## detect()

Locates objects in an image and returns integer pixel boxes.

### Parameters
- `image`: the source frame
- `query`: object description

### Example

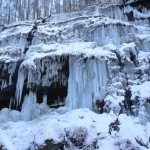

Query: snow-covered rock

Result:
[0,109,150,150]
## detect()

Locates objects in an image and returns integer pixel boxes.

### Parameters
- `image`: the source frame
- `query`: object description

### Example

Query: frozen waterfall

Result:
[66,56,108,110]
[0,0,150,123]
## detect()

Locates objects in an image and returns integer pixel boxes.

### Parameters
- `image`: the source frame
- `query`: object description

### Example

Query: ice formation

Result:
[66,56,108,110]
[0,0,149,122]
[0,0,150,149]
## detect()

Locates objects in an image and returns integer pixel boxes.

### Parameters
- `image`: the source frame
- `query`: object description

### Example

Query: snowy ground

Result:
[0,108,150,150]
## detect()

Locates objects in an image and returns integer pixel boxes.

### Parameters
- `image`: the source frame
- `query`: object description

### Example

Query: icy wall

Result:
[66,55,108,110]
[0,0,150,123]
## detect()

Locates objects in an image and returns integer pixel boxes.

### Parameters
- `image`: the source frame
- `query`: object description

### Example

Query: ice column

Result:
[20,91,37,121]
[15,66,27,105]
[66,56,108,110]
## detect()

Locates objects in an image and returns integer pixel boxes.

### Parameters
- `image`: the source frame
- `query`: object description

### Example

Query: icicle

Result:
[37,95,49,115]
[9,74,12,85]
[8,63,16,85]
[15,67,27,105]
[20,91,37,121]
[9,98,14,109]
[1,80,6,90]
[43,95,47,105]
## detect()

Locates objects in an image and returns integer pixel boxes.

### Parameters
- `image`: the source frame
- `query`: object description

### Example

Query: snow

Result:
[24,42,116,63]
[0,109,149,150]
[0,129,16,150]
[133,9,150,19]
[0,25,32,41]
[131,81,150,99]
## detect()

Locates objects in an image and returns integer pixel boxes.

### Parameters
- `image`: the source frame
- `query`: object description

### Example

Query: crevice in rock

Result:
[95,100,105,114]
[126,11,135,21]
[112,51,124,67]
[130,51,137,66]
[124,87,132,115]
[24,22,38,54]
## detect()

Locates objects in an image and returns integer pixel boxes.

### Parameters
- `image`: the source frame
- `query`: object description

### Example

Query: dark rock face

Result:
[0,84,16,109]
[126,11,134,21]
[95,100,105,114]
[38,140,64,150]
[0,61,20,109]
[129,0,150,10]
